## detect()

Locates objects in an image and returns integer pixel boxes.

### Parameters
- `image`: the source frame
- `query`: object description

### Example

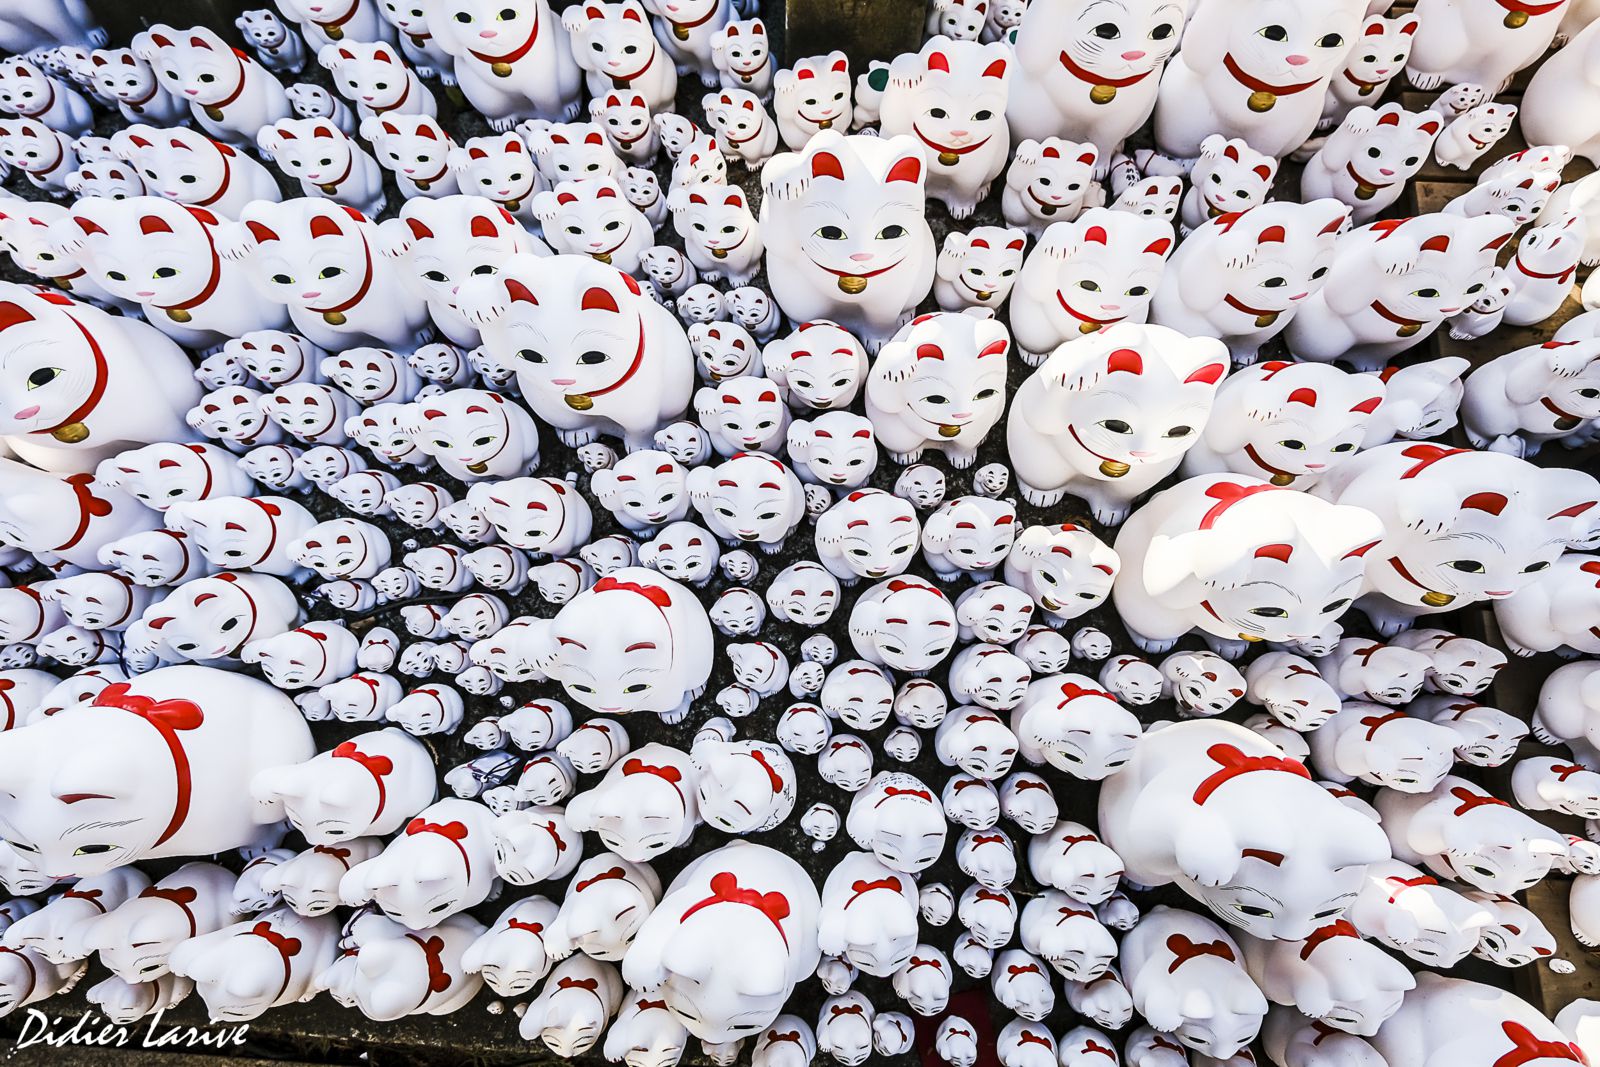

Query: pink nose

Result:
[184,87,199,95]
[1121,50,1145,60]
[301,290,322,299]
[849,252,873,262]
[13,405,39,421]
[478,28,497,37]
[1379,167,1395,176]
[1285,53,1309,65]
[1291,291,1309,300]
[950,129,969,139]
[552,378,576,386]
[1130,449,1154,458]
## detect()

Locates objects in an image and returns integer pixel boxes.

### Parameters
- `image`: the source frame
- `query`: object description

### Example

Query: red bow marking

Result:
[406,818,472,879]
[92,682,204,847]
[1492,1021,1588,1067]
[244,921,301,1001]
[332,741,393,821]
[680,871,790,946]
[845,876,902,909]
[1166,933,1236,972]
[1193,743,1310,805]
[139,885,199,937]
[1299,920,1359,960]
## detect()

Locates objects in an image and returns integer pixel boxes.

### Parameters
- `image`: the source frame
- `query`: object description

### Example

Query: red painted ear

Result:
[594,185,617,198]
[810,151,844,180]
[150,32,173,47]
[1481,232,1512,251]
[1077,151,1096,166]
[1041,145,1060,158]
[622,4,642,19]
[309,214,341,239]
[1144,237,1172,256]
[505,279,537,304]
[1343,539,1379,558]
[0,301,33,333]
[1254,544,1293,562]
[131,214,167,236]
[468,146,487,159]
[1421,234,1450,253]
[469,215,497,238]
[556,191,578,205]
[1461,491,1507,515]
[1223,144,1240,161]
[581,286,619,313]
[406,217,436,243]
[381,121,400,136]
[1007,237,1024,250]
[830,57,846,72]
[1185,363,1226,385]
[1082,225,1108,245]
[337,47,355,60]
[886,155,921,183]
[617,270,641,296]
[245,221,279,243]
[795,66,815,79]
[1419,120,1440,135]
[916,343,944,360]
[74,216,106,236]
[689,192,707,205]
[1257,225,1286,245]
[188,35,212,49]
[982,58,1006,78]
[187,206,218,227]
[753,21,764,32]
[1401,18,1418,33]
[1252,163,1272,181]
[1364,19,1386,34]
[416,124,440,140]
[1350,396,1382,414]
[1319,211,1347,235]
[1376,110,1401,126]
[1106,348,1142,375]
[1287,387,1317,407]
[584,132,603,145]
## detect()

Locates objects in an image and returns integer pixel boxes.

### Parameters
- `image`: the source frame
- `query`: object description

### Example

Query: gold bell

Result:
[467,461,489,474]
[937,150,959,166]
[1247,90,1277,113]
[1396,322,1420,337]
[1255,311,1279,328]
[1089,84,1117,105]
[52,422,89,444]
[565,394,594,411]
[491,61,513,77]
[166,307,193,323]
[323,310,347,326]
[593,251,613,264]
[937,424,962,438]
[1421,590,1455,607]
[1238,633,1263,643]
[325,23,344,39]
[504,197,520,211]
[1359,82,1376,96]
[1269,472,1295,487]
[414,179,431,191]
[672,22,689,39]
[1354,182,1377,201]
[611,77,630,89]
[1099,459,1130,478]
[1505,8,1529,26]
[739,72,751,83]
[54,276,72,291]
[204,105,225,121]
[1078,321,1101,335]
[976,290,992,300]
[319,183,339,194]
[837,275,867,295]
[1207,202,1224,219]
[711,247,728,259]
[817,118,833,130]
[1555,415,1581,431]
[1038,203,1057,216]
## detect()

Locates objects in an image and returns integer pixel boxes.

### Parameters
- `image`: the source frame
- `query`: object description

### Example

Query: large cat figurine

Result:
[1150,199,1348,364]
[759,131,935,352]
[1150,0,1368,166]
[1006,0,1188,169]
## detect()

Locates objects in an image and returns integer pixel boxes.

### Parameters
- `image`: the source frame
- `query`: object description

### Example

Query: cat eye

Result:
[26,366,62,390]
[1150,22,1174,39]
[1257,24,1288,40]
[1098,419,1132,433]
[1316,33,1344,47]
[1091,22,1119,38]
[877,224,908,239]
[1250,607,1288,618]
[516,349,547,363]
[1447,560,1485,573]
[813,225,846,240]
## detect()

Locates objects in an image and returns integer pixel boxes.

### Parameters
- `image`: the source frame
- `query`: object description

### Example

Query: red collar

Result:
[195,146,234,207]
[662,2,720,33]
[1370,298,1424,327]
[313,150,355,191]
[306,233,374,317]
[1058,49,1153,89]
[1299,919,1360,960]
[844,876,902,909]
[1224,292,1277,317]
[311,0,362,31]
[1543,395,1584,424]
[245,497,283,567]
[156,221,223,315]
[680,870,790,946]
[1450,785,1511,816]
[1342,68,1380,91]
[1493,1021,1587,1067]
[17,78,56,119]
[243,921,301,1001]
[1513,254,1576,285]
[405,932,452,1006]
[1193,742,1310,805]
[91,682,204,847]
[406,818,472,878]
[139,885,199,938]
[1054,290,1121,326]
[574,315,646,403]
[9,585,45,641]
[369,76,413,114]
[1166,932,1236,972]
[32,136,67,177]
[1360,709,1408,740]
[1222,53,1321,97]
[1243,443,1296,481]
[1493,0,1564,16]
[609,40,659,84]
[332,741,393,820]
[56,473,113,553]
[468,12,539,66]
[1345,161,1393,190]
[912,124,992,157]
[64,887,107,911]
[29,308,108,440]
[125,81,162,109]
[204,50,251,115]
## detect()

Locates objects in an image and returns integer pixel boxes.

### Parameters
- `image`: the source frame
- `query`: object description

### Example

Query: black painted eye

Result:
[1092,22,1119,38]
[517,349,546,363]
[1324,599,1351,614]
[1447,559,1485,573]
[73,843,115,855]
[1151,22,1174,39]
[929,107,948,119]
[1523,560,1551,573]
[471,264,497,275]
[1316,32,1344,47]
[1263,276,1287,288]
[220,616,239,631]
[1280,439,1306,451]
[814,225,845,240]
[454,10,472,21]
[423,270,448,282]
[154,266,178,279]
[1250,607,1288,618]
[877,224,907,239]
[1165,425,1193,437]
[1099,418,1131,434]
[1258,24,1288,41]
[271,273,294,285]
[1367,147,1381,158]
[26,366,61,389]
[107,270,127,281]
[578,351,609,365]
